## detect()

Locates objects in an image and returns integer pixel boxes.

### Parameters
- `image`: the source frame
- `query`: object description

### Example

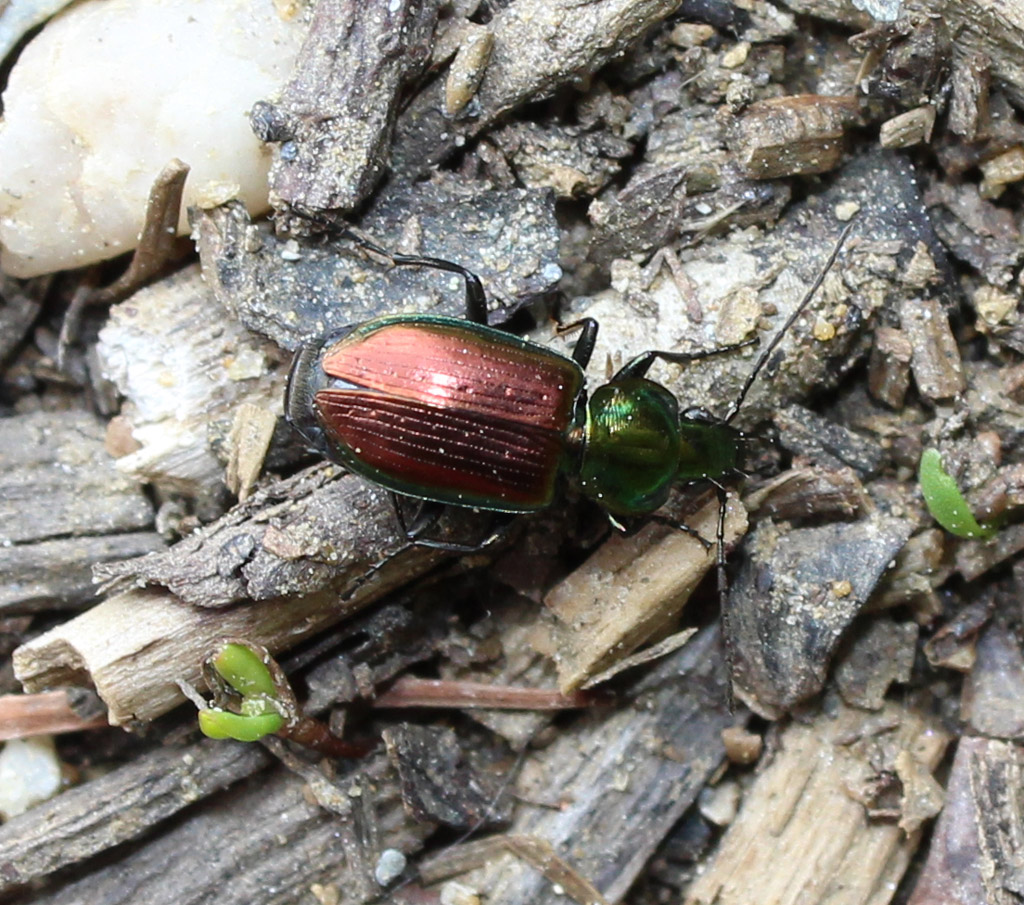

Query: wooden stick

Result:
[373,677,596,711]
[0,691,107,740]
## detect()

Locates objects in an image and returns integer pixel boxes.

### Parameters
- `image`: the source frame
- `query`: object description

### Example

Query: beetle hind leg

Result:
[340,230,489,326]
[392,495,515,553]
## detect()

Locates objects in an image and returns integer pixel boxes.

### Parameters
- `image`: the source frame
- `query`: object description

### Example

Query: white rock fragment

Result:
[0,0,72,64]
[0,0,307,278]
[0,736,63,819]
[439,881,481,905]
[373,848,407,886]
[698,779,741,826]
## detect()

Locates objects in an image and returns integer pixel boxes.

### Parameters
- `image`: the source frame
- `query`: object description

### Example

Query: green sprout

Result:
[209,642,279,699]
[919,447,997,540]
[194,641,370,756]
[198,642,285,743]
[198,708,284,742]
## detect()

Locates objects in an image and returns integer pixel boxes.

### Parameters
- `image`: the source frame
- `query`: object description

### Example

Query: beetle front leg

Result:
[609,510,713,549]
[613,337,759,383]
[387,252,488,326]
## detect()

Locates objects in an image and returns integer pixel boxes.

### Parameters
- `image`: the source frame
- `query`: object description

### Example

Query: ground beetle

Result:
[286,226,853,560]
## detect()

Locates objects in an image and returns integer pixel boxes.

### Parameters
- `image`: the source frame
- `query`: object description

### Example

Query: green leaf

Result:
[198,709,284,742]
[211,643,278,698]
[919,448,997,540]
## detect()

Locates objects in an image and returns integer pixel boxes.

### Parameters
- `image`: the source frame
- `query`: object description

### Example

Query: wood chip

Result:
[730,95,864,180]
[685,700,949,905]
[900,296,965,401]
[544,496,746,692]
[907,737,1024,905]
[469,629,735,905]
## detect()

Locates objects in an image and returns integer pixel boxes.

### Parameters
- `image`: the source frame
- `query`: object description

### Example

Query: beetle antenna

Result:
[723,218,857,424]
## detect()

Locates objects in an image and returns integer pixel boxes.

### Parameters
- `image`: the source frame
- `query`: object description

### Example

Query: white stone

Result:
[0,0,306,277]
[0,736,62,819]
[373,848,407,886]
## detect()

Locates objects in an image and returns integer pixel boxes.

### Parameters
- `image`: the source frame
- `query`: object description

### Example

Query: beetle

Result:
[285,226,853,556]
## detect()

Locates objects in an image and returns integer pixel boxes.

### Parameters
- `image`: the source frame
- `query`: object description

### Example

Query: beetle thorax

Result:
[577,378,682,517]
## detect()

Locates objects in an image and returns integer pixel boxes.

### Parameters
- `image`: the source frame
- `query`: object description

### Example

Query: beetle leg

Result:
[387,252,488,326]
[339,230,490,326]
[392,494,443,541]
[555,317,599,368]
[612,337,759,382]
[392,494,516,552]
[607,511,713,548]
[653,515,713,548]
[407,514,516,552]
[709,479,736,712]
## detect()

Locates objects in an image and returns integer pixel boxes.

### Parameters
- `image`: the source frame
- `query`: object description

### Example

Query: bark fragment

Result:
[908,737,1024,905]
[257,0,439,213]
[468,629,735,905]
[391,0,685,176]
[730,95,864,180]
[728,514,913,713]
[544,495,746,692]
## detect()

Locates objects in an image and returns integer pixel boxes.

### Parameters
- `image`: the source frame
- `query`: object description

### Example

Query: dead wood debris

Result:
[192,179,562,351]
[728,513,913,715]
[730,94,865,179]
[13,468,453,724]
[22,754,426,905]
[450,629,735,905]
[391,0,687,176]
[685,699,949,905]
[544,495,746,691]
[908,737,1024,905]
[0,411,163,615]
[419,835,611,905]
[0,275,46,366]
[255,0,439,215]
[0,599,447,894]
[961,617,1024,738]
[0,739,272,893]
[0,690,107,741]
[384,723,513,829]
[4,1,1024,904]
[94,263,287,506]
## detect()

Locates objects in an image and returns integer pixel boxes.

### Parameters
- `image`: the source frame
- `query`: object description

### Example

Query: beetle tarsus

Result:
[613,336,759,383]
